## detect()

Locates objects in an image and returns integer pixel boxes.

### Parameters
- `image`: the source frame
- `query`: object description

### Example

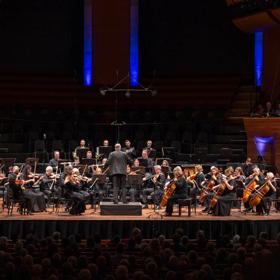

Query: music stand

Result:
[162,147,176,159]
[81,158,95,165]
[76,147,89,162]
[98,146,112,158]
[25,157,39,167]
[138,158,148,167]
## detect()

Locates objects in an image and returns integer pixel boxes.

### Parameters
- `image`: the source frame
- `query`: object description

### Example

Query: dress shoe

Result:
[202,207,209,213]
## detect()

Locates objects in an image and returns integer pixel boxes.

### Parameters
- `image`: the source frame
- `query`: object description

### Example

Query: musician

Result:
[161,160,172,179]
[242,157,253,177]
[103,139,109,147]
[73,139,89,163]
[138,149,154,173]
[144,140,156,158]
[7,166,28,214]
[40,166,61,199]
[105,143,132,204]
[187,164,205,200]
[201,166,224,213]
[165,166,188,216]
[126,165,139,202]
[142,165,166,209]
[49,151,60,168]
[86,150,93,159]
[64,169,86,215]
[251,172,276,215]
[122,140,137,160]
[208,167,236,216]
[21,164,46,212]
[91,166,107,204]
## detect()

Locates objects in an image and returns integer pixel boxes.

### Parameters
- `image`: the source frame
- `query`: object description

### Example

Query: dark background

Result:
[0,0,254,77]
[139,0,254,76]
[0,0,83,74]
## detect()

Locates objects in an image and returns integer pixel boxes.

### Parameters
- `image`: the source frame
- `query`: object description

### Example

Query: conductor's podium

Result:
[100,202,142,216]
[243,118,280,170]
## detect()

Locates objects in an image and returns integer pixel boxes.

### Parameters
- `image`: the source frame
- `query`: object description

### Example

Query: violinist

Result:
[40,166,61,199]
[21,164,46,212]
[243,167,265,213]
[63,168,86,215]
[201,166,223,213]
[165,166,188,216]
[142,165,166,209]
[208,167,236,216]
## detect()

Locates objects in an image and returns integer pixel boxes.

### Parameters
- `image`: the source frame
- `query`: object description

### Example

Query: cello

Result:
[160,179,177,208]
[242,174,258,202]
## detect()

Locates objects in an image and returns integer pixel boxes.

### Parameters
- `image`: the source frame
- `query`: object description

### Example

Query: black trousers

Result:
[112,174,127,202]
[166,193,188,215]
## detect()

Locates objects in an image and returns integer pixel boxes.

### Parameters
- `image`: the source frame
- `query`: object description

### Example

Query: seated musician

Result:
[144,140,156,158]
[201,166,224,213]
[165,166,188,216]
[243,166,265,213]
[86,150,93,159]
[142,165,165,209]
[40,166,61,200]
[249,172,276,215]
[122,139,137,160]
[7,166,29,214]
[73,139,89,163]
[186,164,205,202]
[138,149,154,173]
[63,168,87,215]
[49,151,60,168]
[208,167,236,216]
[21,164,46,212]
[161,160,172,179]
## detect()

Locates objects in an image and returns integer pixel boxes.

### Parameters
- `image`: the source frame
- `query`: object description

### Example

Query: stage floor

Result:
[0,204,280,221]
[1,205,280,239]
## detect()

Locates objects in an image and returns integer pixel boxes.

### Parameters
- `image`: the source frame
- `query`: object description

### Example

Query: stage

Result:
[1,205,280,239]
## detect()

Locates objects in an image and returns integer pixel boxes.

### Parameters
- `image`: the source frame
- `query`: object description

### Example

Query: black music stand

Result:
[25,157,39,167]
[138,158,148,167]
[76,147,89,162]
[81,158,95,165]
[162,147,176,159]
[98,146,112,158]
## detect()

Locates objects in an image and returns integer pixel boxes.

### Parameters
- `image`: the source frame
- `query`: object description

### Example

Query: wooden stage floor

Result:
[1,205,280,221]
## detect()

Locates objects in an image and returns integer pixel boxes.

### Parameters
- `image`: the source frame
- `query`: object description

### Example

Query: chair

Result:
[178,198,193,217]
[6,184,28,216]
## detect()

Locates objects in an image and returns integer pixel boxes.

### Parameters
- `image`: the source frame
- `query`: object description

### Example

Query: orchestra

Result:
[1,138,280,217]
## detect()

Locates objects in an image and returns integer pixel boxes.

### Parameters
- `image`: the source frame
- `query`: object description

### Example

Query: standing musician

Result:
[208,167,236,216]
[248,172,276,215]
[105,143,132,204]
[142,165,166,209]
[201,166,224,213]
[243,166,265,213]
[21,164,46,212]
[122,139,137,160]
[164,166,189,216]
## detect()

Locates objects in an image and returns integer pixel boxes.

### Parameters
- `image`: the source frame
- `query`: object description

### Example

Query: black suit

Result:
[106,150,132,203]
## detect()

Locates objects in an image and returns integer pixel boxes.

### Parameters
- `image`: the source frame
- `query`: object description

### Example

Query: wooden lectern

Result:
[243,118,280,170]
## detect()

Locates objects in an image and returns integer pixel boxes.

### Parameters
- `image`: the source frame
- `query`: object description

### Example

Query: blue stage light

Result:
[254,32,263,87]
[254,136,273,156]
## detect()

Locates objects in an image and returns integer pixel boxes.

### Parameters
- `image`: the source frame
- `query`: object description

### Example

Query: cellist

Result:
[243,166,265,213]
[164,166,188,216]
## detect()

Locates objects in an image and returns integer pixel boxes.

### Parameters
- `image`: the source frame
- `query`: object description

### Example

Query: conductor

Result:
[106,143,132,204]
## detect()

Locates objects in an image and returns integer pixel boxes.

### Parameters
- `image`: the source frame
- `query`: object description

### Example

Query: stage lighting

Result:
[151,90,157,96]
[125,90,131,98]
[100,89,106,96]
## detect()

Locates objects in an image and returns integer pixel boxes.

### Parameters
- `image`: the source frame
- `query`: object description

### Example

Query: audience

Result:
[0,229,279,279]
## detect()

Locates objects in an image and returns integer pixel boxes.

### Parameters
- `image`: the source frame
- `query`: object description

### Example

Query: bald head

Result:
[115,143,121,151]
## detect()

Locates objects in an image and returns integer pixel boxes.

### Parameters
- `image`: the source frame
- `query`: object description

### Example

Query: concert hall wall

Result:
[139,0,254,76]
[0,0,83,75]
